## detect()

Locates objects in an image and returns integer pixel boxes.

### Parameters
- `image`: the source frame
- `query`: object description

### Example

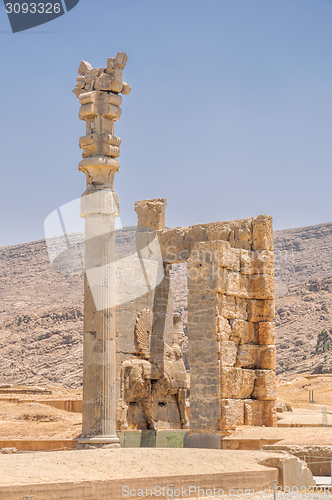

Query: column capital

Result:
[73,52,130,185]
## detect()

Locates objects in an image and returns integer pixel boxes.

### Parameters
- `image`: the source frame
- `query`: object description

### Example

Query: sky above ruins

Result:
[1,0,332,246]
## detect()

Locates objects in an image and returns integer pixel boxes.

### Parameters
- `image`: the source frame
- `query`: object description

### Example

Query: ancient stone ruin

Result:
[73,53,131,448]
[73,53,276,449]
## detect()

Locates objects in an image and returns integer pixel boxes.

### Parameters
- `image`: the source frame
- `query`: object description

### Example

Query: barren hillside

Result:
[1,221,332,387]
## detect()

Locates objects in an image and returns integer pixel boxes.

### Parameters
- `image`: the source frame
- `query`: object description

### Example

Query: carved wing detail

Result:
[135,309,153,359]
[173,315,184,346]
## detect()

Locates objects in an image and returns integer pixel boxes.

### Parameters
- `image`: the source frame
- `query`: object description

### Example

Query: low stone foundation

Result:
[263,445,332,476]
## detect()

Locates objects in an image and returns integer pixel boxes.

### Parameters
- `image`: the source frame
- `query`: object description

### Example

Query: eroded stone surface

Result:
[74,53,276,446]
[252,370,277,401]
[183,216,276,444]
[74,53,131,448]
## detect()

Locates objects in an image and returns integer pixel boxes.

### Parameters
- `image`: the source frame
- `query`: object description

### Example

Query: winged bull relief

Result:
[117,310,189,430]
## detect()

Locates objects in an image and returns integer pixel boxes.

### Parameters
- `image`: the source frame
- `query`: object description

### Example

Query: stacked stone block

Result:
[185,215,276,446]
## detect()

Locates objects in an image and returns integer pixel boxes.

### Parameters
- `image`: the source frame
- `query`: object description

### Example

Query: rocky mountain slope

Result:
[1,221,332,387]
[274,222,332,297]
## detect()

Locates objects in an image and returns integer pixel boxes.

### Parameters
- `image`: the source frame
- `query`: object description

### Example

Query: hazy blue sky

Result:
[1,0,332,247]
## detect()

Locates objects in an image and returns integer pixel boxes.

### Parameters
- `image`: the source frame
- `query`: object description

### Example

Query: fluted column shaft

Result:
[73,52,131,448]
[79,214,119,446]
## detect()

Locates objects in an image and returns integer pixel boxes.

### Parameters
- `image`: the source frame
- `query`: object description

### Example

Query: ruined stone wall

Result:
[115,200,276,440]
[116,200,188,431]
[184,215,276,446]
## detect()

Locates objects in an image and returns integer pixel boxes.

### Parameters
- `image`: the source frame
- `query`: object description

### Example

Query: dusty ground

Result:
[0,448,283,485]
[0,386,81,440]
[277,374,332,409]
[0,379,330,497]
[228,426,332,446]
[277,408,332,427]
[1,375,332,442]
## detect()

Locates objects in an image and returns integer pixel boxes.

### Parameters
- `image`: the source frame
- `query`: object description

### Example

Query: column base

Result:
[183,431,233,449]
[77,436,120,450]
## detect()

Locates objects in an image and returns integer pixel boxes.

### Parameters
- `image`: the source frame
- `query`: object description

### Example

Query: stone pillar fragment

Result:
[184,216,276,448]
[73,53,131,448]
[134,199,167,230]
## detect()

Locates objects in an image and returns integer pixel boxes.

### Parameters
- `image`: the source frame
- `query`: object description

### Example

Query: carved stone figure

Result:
[117,311,189,430]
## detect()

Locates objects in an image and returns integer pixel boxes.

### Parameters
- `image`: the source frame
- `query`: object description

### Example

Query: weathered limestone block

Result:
[213,219,253,249]
[236,297,249,320]
[189,265,249,298]
[244,400,277,427]
[220,399,244,429]
[219,341,237,367]
[189,241,239,272]
[78,60,93,75]
[226,270,250,298]
[230,319,256,345]
[134,199,167,230]
[217,294,248,321]
[204,225,232,245]
[235,345,259,368]
[252,215,273,251]
[217,315,231,341]
[188,263,223,293]
[188,289,217,328]
[107,52,128,71]
[187,241,242,293]
[247,299,274,322]
[216,242,240,272]
[258,345,276,370]
[252,250,274,275]
[250,274,275,299]
[157,217,261,264]
[121,82,132,95]
[217,268,228,294]
[244,399,263,426]
[160,228,187,262]
[276,401,293,413]
[256,321,275,345]
[240,249,252,275]
[79,133,121,159]
[73,53,130,100]
[235,345,276,370]
[185,225,210,253]
[263,401,278,427]
[220,367,255,399]
[86,68,103,77]
[240,249,274,277]
[94,73,124,93]
[233,223,253,250]
[217,295,235,319]
[93,53,129,94]
[252,370,276,400]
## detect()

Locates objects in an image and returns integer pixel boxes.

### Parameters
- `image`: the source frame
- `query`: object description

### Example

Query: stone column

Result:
[73,53,131,448]
[184,216,276,449]
[134,199,167,230]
